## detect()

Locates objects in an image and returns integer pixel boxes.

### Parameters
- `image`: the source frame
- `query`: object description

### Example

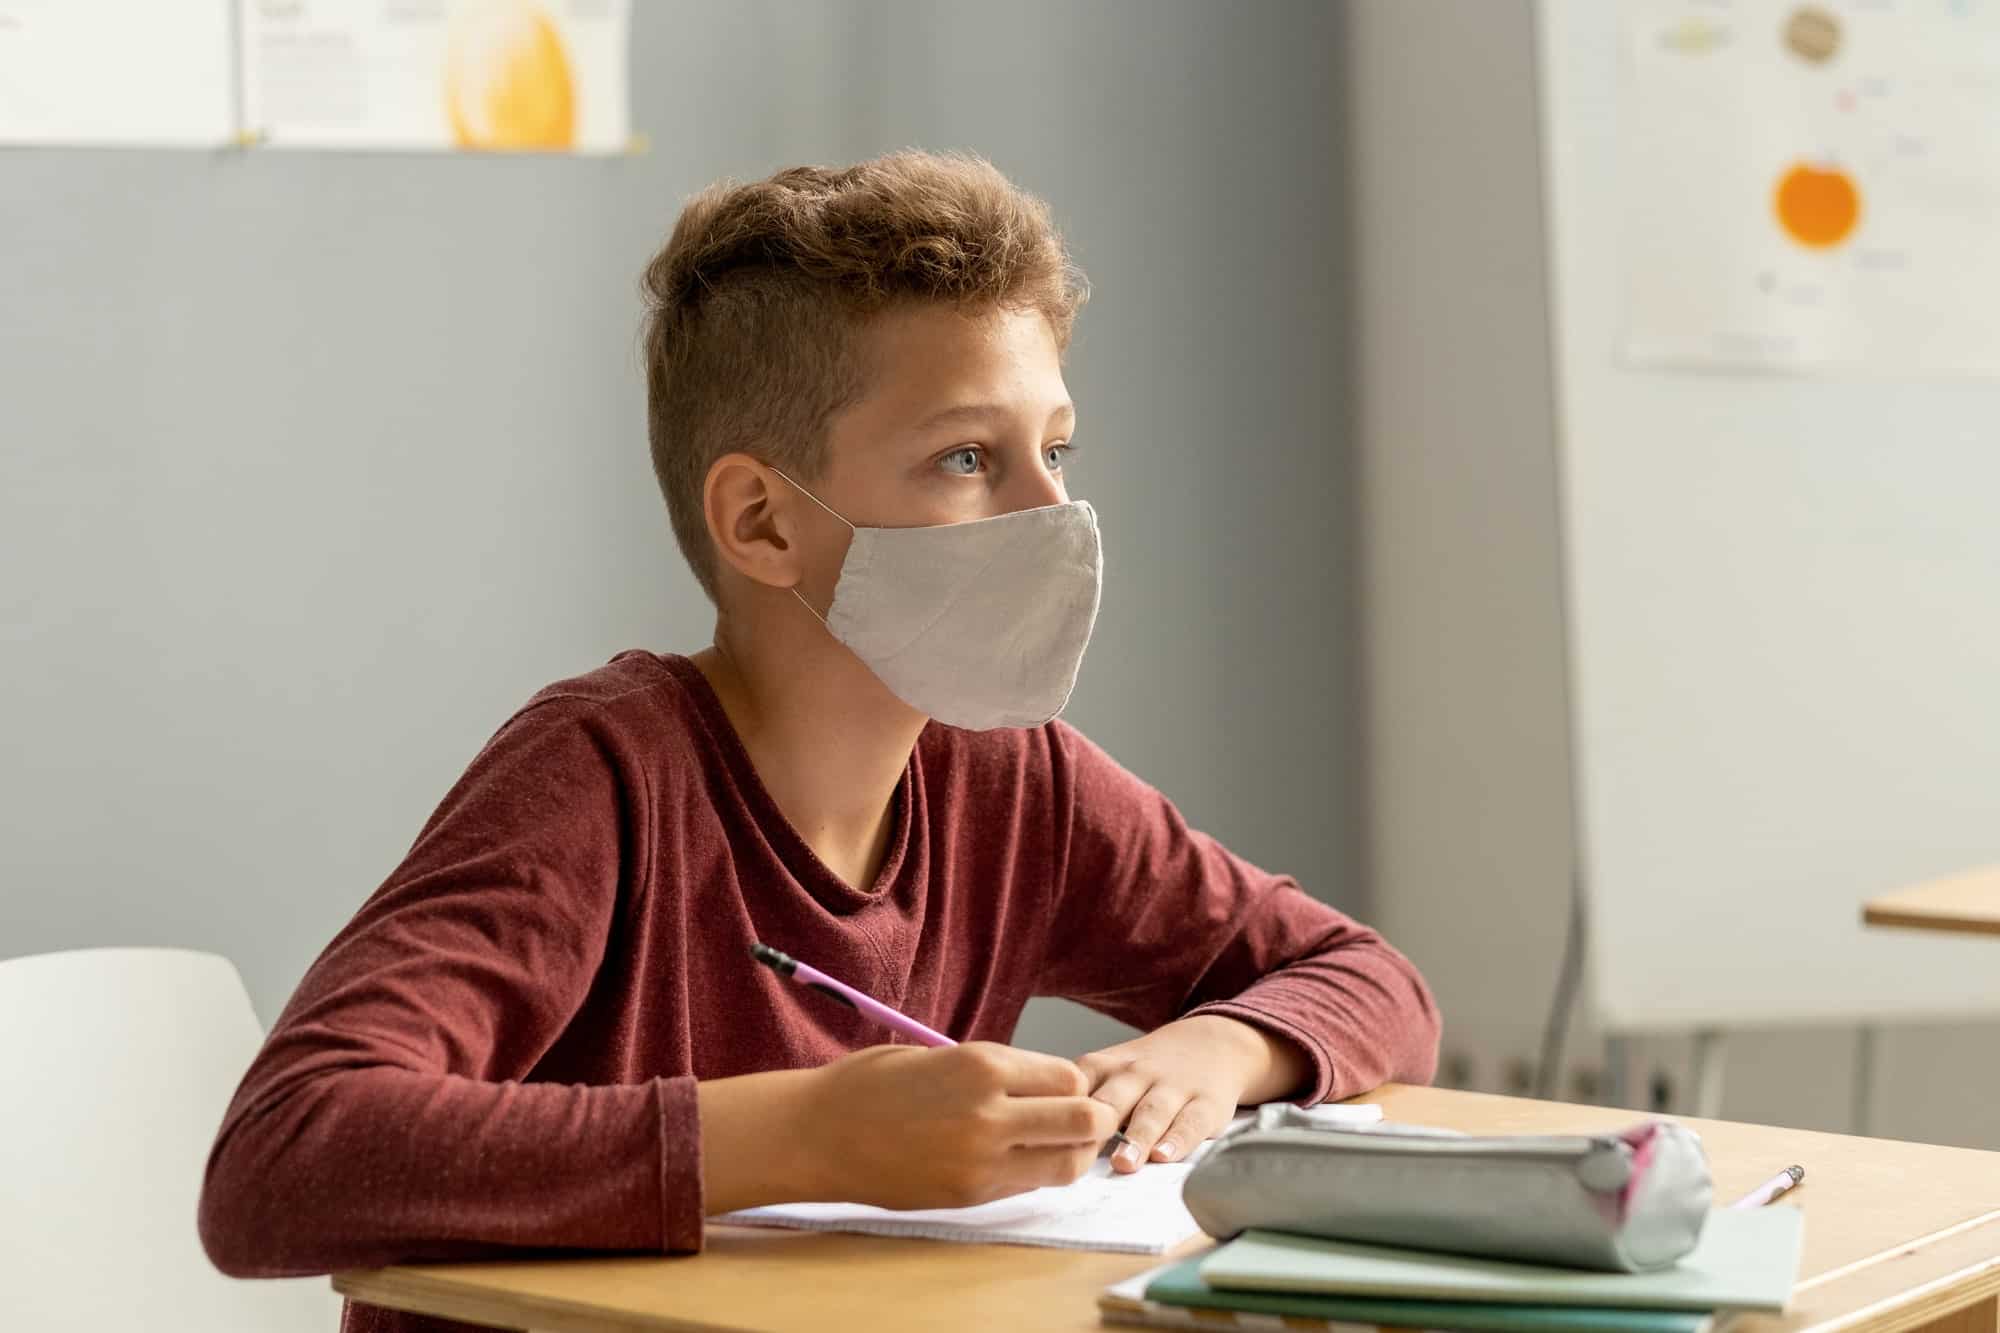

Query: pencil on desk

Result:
[1730,1164,1803,1208]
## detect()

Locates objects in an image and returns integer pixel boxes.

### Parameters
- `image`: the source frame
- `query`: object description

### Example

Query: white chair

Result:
[0,947,342,1331]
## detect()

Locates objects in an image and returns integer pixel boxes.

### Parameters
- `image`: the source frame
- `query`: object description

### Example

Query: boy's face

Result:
[810,303,1076,529]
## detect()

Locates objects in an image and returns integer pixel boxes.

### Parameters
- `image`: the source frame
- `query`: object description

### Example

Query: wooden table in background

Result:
[335,1083,2000,1333]
[1865,865,2000,938]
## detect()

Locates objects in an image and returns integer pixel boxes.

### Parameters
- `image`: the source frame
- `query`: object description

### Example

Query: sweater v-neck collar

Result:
[656,653,915,914]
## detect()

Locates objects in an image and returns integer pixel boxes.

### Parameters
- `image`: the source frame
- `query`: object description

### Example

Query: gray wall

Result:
[1,1,1358,1057]
[1346,0,1577,1077]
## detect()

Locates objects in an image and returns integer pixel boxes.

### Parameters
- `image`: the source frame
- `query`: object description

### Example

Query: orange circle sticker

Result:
[1774,163,1862,248]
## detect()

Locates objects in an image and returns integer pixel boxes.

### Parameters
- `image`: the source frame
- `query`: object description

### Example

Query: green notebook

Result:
[1141,1254,1713,1332]
[1199,1209,1805,1314]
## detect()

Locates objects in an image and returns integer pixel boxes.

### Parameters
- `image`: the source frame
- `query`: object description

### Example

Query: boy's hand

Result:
[1079,1015,1309,1173]
[792,1042,1120,1210]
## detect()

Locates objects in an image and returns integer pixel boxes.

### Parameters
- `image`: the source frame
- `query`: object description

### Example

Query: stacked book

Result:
[1100,1208,1805,1333]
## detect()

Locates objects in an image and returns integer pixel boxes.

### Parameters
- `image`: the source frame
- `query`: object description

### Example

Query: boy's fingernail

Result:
[1114,1142,1138,1165]
[1155,1139,1178,1160]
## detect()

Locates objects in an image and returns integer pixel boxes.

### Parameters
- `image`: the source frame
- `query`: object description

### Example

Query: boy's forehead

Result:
[852,304,1069,427]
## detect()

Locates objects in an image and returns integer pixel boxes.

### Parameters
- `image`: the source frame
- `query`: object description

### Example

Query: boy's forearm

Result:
[198,1057,828,1278]
[696,1066,829,1215]
[1197,929,1443,1102]
[1228,1018,1312,1104]
[199,1062,687,1277]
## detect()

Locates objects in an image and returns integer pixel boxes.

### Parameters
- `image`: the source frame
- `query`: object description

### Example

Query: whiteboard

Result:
[1537,0,2000,1031]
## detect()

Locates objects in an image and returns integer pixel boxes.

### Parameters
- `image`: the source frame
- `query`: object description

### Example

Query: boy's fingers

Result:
[1110,1085,1186,1172]
[1075,1047,1132,1087]
[1008,1142,1104,1192]
[1148,1098,1225,1164]
[995,1094,1120,1147]
[964,1042,1089,1097]
[1085,1070,1150,1125]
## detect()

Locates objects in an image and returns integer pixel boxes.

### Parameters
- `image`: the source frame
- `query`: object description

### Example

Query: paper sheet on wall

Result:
[0,1,236,146]
[1620,0,2000,375]
[240,0,631,153]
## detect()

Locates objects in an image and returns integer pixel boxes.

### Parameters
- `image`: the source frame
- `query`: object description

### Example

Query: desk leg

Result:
[1690,1029,1726,1119]
[1852,1024,1878,1137]
[1604,1035,1629,1108]
[1915,1295,1998,1333]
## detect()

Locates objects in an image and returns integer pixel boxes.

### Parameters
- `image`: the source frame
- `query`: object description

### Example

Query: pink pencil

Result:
[750,941,955,1047]
[749,940,1135,1154]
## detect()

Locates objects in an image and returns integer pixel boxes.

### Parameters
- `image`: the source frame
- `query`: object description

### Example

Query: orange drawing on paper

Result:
[446,2,577,151]
[1774,163,1862,247]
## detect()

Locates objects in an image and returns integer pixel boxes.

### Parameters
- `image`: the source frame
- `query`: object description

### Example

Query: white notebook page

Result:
[715,1102,1381,1254]
[717,1155,1203,1254]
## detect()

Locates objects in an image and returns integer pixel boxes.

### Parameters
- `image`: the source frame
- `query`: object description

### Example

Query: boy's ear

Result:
[703,453,804,591]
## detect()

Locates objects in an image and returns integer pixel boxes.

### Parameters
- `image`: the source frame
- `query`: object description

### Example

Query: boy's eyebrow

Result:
[910,401,1077,432]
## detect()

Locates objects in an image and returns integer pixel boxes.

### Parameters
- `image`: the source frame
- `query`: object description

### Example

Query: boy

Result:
[199,151,1440,1332]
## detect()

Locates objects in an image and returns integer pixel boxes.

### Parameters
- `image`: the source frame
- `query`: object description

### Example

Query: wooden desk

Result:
[334,1084,2000,1333]
[1865,865,2000,938]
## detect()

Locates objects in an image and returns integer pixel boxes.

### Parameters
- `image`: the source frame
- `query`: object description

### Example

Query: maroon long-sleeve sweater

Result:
[198,651,1439,1333]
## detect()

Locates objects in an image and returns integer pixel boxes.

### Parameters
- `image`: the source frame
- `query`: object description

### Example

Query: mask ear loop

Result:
[768,466,854,626]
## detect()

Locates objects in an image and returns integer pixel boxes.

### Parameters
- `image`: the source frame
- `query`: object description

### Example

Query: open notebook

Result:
[719,1154,1204,1254]
[715,1102,1382,1254]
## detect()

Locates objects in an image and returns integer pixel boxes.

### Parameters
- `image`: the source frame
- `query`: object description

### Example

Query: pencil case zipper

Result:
[1214,1128,1635,1191]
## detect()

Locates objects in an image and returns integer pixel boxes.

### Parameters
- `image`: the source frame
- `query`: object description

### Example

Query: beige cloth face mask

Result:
[773,469,1102,730]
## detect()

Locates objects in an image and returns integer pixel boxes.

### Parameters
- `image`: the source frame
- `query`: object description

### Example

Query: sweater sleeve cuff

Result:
[655,1075,705,1253]
[1183,1000,1338,1107]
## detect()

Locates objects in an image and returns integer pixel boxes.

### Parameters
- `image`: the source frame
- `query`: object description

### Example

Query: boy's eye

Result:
[1044,443,1070,472]
[939,447,983,476]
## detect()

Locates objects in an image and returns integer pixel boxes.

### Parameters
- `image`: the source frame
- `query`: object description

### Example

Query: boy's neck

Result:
[692,610,927,892]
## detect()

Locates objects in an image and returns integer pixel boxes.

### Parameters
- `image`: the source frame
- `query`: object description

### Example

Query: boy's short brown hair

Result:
[640,150,1088,600]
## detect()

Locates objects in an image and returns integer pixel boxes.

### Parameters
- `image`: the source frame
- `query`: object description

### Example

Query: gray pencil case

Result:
[1182,1105,1713,1272]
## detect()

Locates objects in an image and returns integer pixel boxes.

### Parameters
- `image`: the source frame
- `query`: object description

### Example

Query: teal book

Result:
[1139,1254,1712,1332]
[1199,1208,1804,1314]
